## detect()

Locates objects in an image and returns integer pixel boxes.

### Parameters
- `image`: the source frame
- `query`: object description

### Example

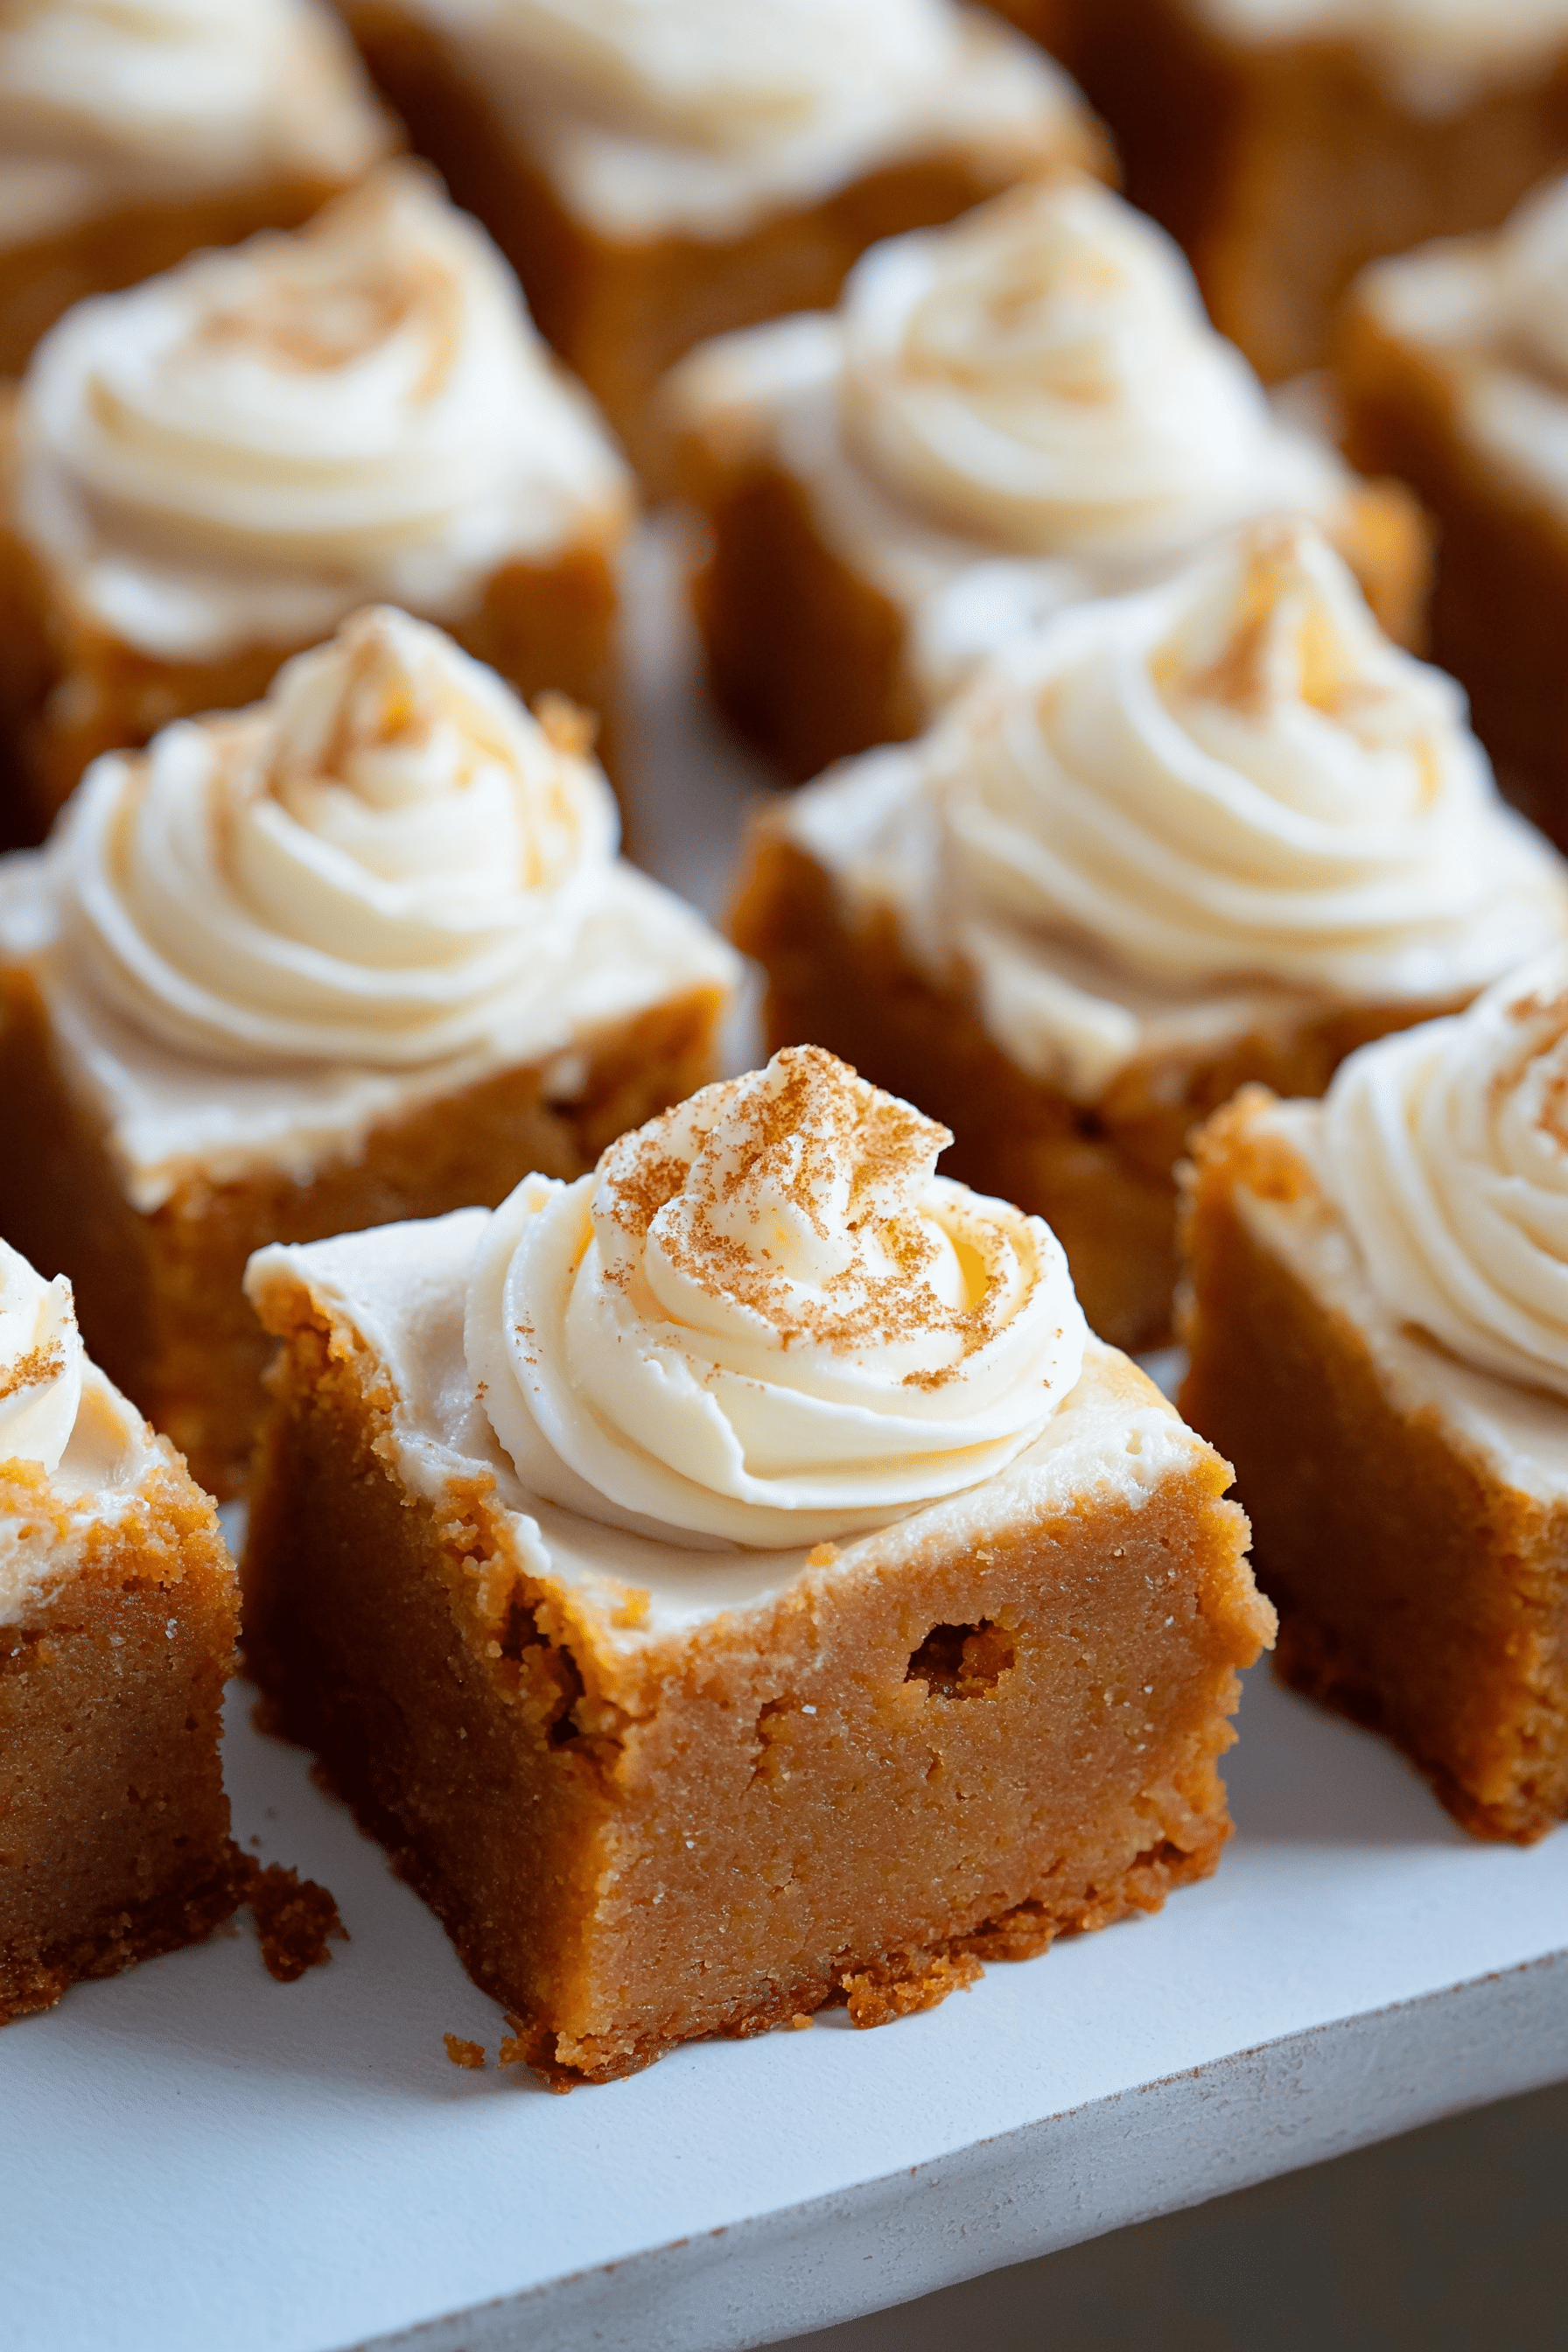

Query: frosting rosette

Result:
[20,158,626,605]
[0,0,384,178]
[466,1045,1088,1547]
[59,604,620,1068]
[837,176,1335,560]
[920,522,1567,1000]
[0,1240,83,1475]
[464,0,956,153]
[1323,948,1568,1396]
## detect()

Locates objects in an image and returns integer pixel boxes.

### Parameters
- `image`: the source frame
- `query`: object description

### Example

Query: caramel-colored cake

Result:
[732,524,1567,1350]
[1061,0,1568,381]
[1339,173,1568,850]
[1180,955,1568,1844]
[0,606,738,1497]
[0,0,396,379]
[242,1047,1273,2084]
[339,0,1110,479]
[0,161,634,841]
[667,176,1429,783]
[0,1240,240,2025]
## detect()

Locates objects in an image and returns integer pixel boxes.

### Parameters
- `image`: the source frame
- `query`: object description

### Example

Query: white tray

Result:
[5,528,1566,2352]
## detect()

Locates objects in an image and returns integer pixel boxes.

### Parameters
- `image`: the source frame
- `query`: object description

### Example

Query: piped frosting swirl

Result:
[466,1044,1088,1547]
[917,522,1567,1003]
[1324,947,1568,1396]
[837,177,1339,563]
[0,1241,83,1476]
[18,160,630,657]
[59,605,620,1069]
[0,0,390,240]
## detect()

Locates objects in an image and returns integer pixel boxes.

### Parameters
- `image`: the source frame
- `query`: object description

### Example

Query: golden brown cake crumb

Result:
[443,2034,486,2069]
[240,1861,346,1984]
[842,1951,984,2028]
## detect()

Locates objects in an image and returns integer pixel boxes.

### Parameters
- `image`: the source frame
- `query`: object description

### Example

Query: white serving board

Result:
[4,1659,1565,2352]
[4,527,1566,2352]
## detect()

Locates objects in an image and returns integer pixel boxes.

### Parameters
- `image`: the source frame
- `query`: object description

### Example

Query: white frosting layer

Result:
[0,1239,82,1474]
[416,2,1089,239]
[0,0,391,248]
[246,1208,1204,1634]
[1323,948,1568,1399]
[1200,1,1568,117]
[775,527,1566,1098]
[0,1359,166,1624]
[839,179,1329,564]
[1358,174,1568,524]
[17,161,632,662]
[1231,1095,1568,1505]
[668,181,1361,705]
[466,1046,1088,1547]
[60,606,621,1071]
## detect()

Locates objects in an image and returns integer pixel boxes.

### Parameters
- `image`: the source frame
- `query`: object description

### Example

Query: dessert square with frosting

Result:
[0,1236,242,2024]
[242,1044,1273,2083]
[0,605,738,1495]
[1182,948,1568,1844]
[665,174,1429,780]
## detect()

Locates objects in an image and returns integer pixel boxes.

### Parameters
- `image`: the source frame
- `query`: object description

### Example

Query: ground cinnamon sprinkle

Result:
[239,1858,347,1983]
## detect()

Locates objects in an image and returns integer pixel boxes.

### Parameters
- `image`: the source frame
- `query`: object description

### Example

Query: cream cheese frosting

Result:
[466,1045,1088,1547]
[1230,1095,1568,1504]
[1358,173,1568,521]
[248,1206,1192,1630]
[60,605,620,1070]
[0,608,738,1205]
[1199,1,1568,116]
[410,1,1088,239]
[0,0,392,248]
[779,524,1568,1097]
[667,177,1362,703]
[16,160,633,663]
[1323,947,1568,1399]
[838,178,1333,565]
[0,1240,82,1474]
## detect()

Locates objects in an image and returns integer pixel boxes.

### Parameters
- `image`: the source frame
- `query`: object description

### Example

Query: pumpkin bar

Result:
[242,1046,1272,2084]
[0,1240,240,2025]
[0,606,737,1497]
[1180,960,1568,1844]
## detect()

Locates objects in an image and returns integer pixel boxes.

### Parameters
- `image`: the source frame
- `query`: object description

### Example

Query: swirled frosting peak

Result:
[923,522,1567,999]
[466,1044,1088,1547]
[467,0,956,154]
[838,176,1331,560]
[0,1,388,216]
[0,1241,83,1476]
[20,160,628,641]
[60,604,620,1068]
[1324,948,1568,1396]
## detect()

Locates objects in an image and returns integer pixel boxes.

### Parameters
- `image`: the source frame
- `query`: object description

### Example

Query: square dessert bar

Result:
[0,164,635,839]
[1180,1089,1568,1844]
[667,178,1429,784]
[1062,0,1568,380]
[729,519,1566,1354]
[1338,180,1568,850]
[340,0,1110,479]
[1,1250,240,2025]
[0,606,738,1498]
[242,1208,1270,2086]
